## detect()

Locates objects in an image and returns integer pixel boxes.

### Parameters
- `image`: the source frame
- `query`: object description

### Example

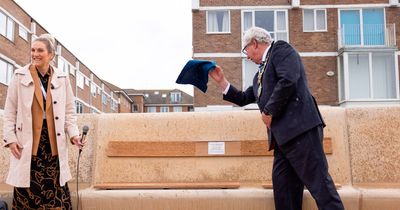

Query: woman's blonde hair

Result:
[33,33,56,55]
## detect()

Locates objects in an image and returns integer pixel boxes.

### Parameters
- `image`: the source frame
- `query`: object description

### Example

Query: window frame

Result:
[303,9,328,32]
[206,10,231,34]
[76,71,85,90]
[160,106,169,112]
[75,101,83,114]
[18,25,28,41]
[173,106,182,112]
[241,9,289,44]
[0,11,14,41]
[90,82,97,97]
[0,58,14,85]
[338,51,400,102]
[338,8,386,47]
[170,92,182,103]
[147,106,156,113]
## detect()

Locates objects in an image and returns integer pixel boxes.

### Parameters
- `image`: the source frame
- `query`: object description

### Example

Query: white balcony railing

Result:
[338,24,396,48]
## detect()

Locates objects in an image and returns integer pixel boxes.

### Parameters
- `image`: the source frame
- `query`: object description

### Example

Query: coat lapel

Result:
[29,65,44,111]
[50,67,64,90]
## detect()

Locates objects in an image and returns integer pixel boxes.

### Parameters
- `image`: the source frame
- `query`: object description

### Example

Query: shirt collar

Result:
[262,43,272,63]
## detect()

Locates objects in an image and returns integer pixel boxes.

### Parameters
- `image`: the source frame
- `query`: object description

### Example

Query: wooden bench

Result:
[94,138,334,190]
[106,138,332,157]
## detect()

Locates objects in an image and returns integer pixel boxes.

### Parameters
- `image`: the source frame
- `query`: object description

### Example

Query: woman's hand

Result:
[70,135,87,149]
[9,142,23,160]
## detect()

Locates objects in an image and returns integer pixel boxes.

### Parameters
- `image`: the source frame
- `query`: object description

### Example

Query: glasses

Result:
[242,43,251,55]
[241,40,256,55]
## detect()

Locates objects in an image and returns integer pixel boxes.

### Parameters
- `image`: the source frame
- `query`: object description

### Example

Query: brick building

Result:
[125,89,194,113]
[103,80,133,113]
[0,0,122,113]
[192,0,400,110]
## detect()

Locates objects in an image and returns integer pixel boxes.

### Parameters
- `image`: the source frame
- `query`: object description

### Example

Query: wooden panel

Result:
[93,182,240,190]
[261,181,341,189]
[107,138,332,157]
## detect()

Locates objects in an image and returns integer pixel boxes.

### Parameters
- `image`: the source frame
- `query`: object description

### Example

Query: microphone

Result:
[79,125,89,154]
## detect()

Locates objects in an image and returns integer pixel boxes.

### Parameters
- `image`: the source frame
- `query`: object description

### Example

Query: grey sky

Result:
[14,0,194,95]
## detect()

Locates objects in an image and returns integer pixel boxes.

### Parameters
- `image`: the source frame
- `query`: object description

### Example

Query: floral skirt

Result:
[12,120,72,210]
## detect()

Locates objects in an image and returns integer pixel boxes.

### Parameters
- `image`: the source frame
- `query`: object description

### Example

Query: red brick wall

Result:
[193,10,241,53]
[131,95,144,112]
[1,0,31,28]
[91,75,102,111]
[386,7,400,48]
[200,0,289,6]
[194,0,400,107]
[302,56,338,104]
[76,64,91,108]
[289,8,338,52]
[0,84,8,108]
[102,85,112,113]
[119,95,131,113]
[193,57,242,107]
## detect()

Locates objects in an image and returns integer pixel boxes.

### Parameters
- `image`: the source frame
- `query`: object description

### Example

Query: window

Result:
[111,100,118,111]
[76,72,84,89]
[85,78,90,86]
[160,106,169,112]
[207,10,230,33]
[0,11,14,41]
[57,57,65,73]
[133,104,139,112]
[339,52,398,101]
[303,9,327,32]
[170,92,182,103]
[173,106,182,112]
[243,10,288,42]
[0,59,14,85]
[58,57,75,75]
[70,65,75,76]
[339,8,385,46]
[102,93,108,105]
[75,101,83,113]
[18,25,28,41]
[147,106,156,113]
[90,83,97,96]
[243,60,259,90]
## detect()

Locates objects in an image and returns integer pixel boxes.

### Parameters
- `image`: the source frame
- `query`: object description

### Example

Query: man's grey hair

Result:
[242,27,273,47]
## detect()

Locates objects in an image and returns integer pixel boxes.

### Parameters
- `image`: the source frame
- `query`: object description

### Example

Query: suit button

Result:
[54,101,57,104]
[4,139,7,143]
[55,116,59,120]
[57,133,61,136]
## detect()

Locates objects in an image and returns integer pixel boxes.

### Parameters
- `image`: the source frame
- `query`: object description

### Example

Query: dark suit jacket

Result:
[224,41,325,150]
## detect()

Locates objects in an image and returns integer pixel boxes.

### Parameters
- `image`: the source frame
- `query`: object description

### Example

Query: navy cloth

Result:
[176,60,216,93]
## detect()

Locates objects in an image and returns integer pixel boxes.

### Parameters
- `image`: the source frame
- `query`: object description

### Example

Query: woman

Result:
[3,34,85,209]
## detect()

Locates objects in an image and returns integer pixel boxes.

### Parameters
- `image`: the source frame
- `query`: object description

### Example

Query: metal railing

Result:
[338,24,396,48]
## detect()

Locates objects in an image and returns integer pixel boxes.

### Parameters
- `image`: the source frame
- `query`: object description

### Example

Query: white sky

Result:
[13,0,194,95]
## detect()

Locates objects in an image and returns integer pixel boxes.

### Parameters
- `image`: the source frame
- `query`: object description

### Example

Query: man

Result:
[209,27,344,210]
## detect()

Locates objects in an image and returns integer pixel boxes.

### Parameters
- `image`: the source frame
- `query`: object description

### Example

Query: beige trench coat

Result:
[2,64,79,187]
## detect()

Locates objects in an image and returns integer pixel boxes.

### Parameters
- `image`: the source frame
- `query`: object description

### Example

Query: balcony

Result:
[338,24,396,49]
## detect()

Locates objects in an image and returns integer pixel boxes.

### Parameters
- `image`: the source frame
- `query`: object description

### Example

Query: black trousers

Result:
[272,126,344,210]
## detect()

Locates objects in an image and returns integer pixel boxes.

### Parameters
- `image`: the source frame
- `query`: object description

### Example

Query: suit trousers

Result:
[272,126,344,210]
